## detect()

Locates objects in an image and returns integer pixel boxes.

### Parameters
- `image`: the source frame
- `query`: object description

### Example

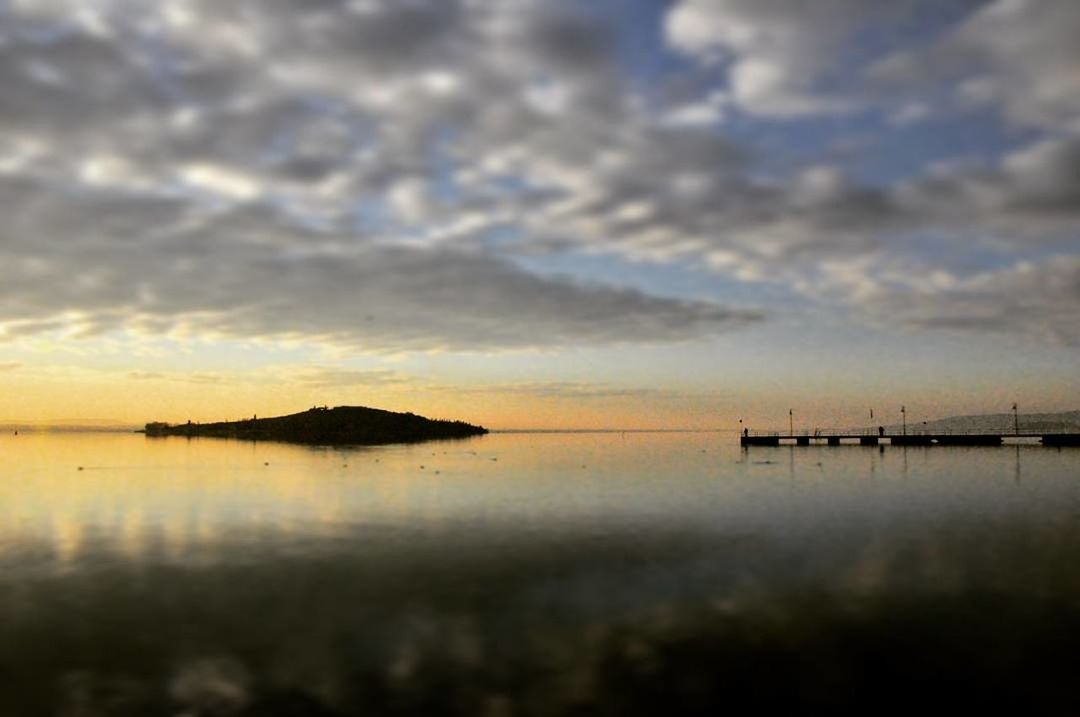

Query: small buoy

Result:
[264,461,270,466]
[420,465,425,469]
[434,470,440,475]
[77,466,84,471]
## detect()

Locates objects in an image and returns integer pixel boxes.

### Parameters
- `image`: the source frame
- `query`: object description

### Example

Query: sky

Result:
[0,0,1077,430]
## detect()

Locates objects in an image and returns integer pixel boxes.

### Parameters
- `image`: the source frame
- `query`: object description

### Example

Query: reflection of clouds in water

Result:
[51,513,83,568]
[119,506,146,562]
[0,434,1075,581]
[0,438,384,568]
[39,567,1080,716]
[170,657,251,717]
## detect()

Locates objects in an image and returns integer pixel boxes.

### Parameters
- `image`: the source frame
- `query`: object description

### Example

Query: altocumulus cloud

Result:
[0,0,1077,348]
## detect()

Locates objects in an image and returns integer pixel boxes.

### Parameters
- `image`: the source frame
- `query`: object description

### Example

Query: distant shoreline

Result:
[0,425,139,434]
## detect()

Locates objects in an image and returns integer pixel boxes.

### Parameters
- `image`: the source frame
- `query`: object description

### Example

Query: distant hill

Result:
[145,406,487,445]
[879,410,1080,435]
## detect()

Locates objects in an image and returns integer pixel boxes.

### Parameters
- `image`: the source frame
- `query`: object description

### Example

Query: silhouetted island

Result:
[144,405,487,445]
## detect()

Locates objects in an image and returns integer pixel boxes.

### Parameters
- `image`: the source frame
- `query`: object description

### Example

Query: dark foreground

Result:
[144,405,487,445]
[5,524,1080,717]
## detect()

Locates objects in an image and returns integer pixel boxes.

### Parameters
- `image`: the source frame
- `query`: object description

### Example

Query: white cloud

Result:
[889,102,933,127]
[180,164,263,201]
[660,91,729,127]
[664,0,879,117]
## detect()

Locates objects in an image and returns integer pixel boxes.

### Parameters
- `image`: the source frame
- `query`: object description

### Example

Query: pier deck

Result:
[740,432,1080,447]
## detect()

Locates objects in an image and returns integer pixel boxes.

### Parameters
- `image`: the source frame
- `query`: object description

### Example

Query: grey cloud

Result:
[176,245,762,351]
[289,367,408,389]
[871,0,1080,133]
[128,371,165,380]
[507,4,616,76]
[0,28,160,136]
[127,371,227,384]
[0,190,761,349]
[0,0,768,352]
[858,256,1080,346]
[306,1,465,71]
[897,137,1080,238]
[458,381,688,401]
[665,0,1080,137]
[0,0,1076,350]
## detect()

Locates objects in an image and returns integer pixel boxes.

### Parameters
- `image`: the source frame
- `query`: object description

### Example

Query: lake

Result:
[2,431,1079,715]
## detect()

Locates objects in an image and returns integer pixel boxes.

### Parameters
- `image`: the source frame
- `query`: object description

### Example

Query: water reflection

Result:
[1,432,1079,714]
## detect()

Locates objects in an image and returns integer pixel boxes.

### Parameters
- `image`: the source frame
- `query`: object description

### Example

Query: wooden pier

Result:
[740,432,1080,447]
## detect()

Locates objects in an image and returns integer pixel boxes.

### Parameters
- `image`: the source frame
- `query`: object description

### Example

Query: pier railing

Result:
[743,428,1076,437]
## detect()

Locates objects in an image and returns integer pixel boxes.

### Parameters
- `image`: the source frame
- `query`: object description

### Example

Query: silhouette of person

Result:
[743,428,748,438]
[878,425,885,437]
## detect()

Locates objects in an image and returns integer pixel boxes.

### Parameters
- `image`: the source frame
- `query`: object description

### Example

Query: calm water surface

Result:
[2,431,1079,715]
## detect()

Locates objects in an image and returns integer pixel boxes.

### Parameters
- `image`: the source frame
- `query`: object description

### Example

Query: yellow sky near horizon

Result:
[2,355,1076,432]
[2,318,1077,431]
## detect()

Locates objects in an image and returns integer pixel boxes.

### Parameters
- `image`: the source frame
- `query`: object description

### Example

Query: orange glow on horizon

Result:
[1,363,1076,433]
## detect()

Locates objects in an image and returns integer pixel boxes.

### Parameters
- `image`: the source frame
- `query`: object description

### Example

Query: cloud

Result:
[126,371,222,384]
[127,371,165,380]
[872,0,1080,133]
[0,0,1075,352]
[455,381,687,401]
[896,137,1080,237]
[288,367,409,389]
[0,188,761,349]
[664,0,897,117]
[0,362,22,372]
[0,0,769,352]
[856,256,1080,346]
[665,0,1080,135]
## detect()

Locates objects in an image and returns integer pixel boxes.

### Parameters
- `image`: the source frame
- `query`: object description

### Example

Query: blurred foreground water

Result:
[1,431,1079,715]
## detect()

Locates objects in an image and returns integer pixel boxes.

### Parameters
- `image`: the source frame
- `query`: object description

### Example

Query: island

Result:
[144,405,487,445]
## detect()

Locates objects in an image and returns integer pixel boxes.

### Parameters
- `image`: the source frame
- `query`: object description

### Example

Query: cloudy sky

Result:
[1,0,1077,428]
